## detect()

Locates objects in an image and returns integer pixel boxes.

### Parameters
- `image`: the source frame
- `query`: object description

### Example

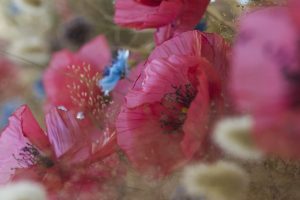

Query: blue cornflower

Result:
[99,49,129,95]
[194,17,207,32]
[8,2,21,15]
[33,78,45,99]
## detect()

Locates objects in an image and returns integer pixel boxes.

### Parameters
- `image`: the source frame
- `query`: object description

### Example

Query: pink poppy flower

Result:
[44,36,140,126]
[0,105,120,199]
[230,7,300,159]
[117,31,228,176]
[288,0,300,29]
[114,0,210,44]
[43,35,111,122]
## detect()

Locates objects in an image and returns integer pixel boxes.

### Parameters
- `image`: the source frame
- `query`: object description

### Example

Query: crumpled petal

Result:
[0,105,51,184]
[77,35,111,71]
[46,108,82,158]
[155,0,210,44]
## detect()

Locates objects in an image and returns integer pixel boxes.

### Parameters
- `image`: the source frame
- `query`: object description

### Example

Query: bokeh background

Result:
[3,1,300,200]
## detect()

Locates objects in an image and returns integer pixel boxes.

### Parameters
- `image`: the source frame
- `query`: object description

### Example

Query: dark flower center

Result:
[63,17,92,46]
[282,67,300,108]
[13,143,54,168]
[281,40,300,108]
[24,0,42,7]
[159,84,197,134]
[134,0,163,6]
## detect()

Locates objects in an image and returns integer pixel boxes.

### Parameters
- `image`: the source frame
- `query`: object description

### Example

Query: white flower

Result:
[182,161,249,200]
[0,0,54,39]
[8,36,50,65]
[0,181,47,200]
[213,116,264,160]
[0,6,19,40]
[10,0,53,36]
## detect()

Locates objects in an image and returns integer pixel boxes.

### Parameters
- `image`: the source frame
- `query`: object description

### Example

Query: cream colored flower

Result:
[213,116,264,160]
[0,0,54,39]
[0,181,47,200]
[182,161,249,200]
[10,0,53,35]
[0,6,19,40]
[8,36,50,65]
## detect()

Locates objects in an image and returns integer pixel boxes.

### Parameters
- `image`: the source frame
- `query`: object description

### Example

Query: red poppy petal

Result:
[155,24,175,45]
[47,50,74,70]
[117,104,186,176]
[0,111,30,183]
[112,62,146,107]
[77,35,111,71]
[127,56,200,108]
[114,0,182,29]
[175,0,210,33]
[0,106,50,184]
[154,0,210,44]
[46,108,82,158]
[288,0,300,30]
[150,31,229,76]
[182,60,211,158]
[17,106,51,153]
[43,51,78,109]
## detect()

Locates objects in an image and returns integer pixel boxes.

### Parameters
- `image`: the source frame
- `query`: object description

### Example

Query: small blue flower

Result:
[194,17,207,31]
[8,2,21,15]
[33,78,45,99]
[99,49,129,95]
